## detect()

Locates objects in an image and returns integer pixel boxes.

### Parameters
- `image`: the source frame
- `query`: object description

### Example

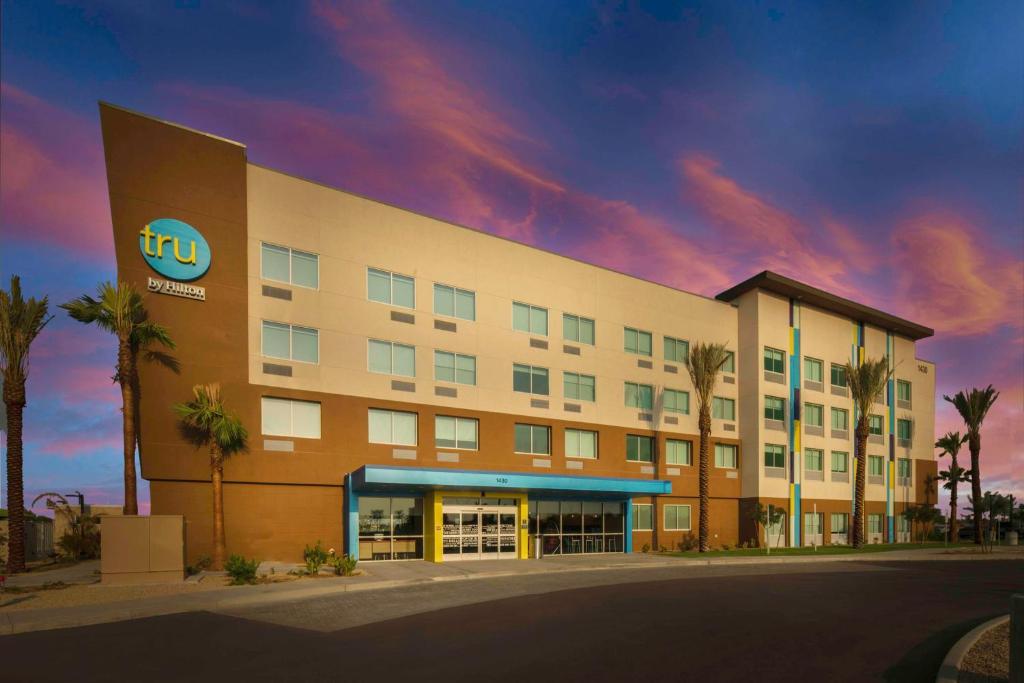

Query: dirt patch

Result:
[0,576,231,612]
[959,620,1009,682]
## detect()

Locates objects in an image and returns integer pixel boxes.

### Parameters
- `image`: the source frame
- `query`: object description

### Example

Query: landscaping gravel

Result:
[959,620,1010,682]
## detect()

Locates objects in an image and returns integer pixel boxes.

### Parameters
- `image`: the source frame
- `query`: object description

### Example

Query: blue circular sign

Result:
[138,218,211,281]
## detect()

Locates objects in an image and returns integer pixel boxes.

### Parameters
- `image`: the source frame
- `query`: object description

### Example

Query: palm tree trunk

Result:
[969,435,982,545]
[698,406,711,553]
[3,386,26,573]
[118,336,138,515]
[211,451,226,570]
[949,456,959,544]
[852,418,868,548]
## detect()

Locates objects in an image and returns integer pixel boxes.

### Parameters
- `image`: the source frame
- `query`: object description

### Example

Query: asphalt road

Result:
[0,559,1020,683]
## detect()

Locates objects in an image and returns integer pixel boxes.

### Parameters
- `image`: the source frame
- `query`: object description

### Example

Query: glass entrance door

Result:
[441,498,518,560]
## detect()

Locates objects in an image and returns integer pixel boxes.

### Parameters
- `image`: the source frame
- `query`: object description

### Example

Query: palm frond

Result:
[173,383,248,457]
[0,275,53,386]
[845,357,892,418]
[685,342,730,407]
[943,385,1000,436]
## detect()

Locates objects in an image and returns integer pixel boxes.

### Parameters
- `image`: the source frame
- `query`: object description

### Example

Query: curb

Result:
[935,614,1009,683]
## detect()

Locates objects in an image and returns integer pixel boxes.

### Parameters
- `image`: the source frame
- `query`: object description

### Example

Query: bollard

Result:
[1012,594,1023,683]
[534,535,542,560]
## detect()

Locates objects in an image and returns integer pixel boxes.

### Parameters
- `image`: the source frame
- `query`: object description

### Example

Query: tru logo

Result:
[138,218,212,282]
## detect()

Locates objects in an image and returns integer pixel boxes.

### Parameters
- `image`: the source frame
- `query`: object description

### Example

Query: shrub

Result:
[57,514,101,560]
[303,540,329,575]
[225,554,259,585]
[186,554,213,576]
[678,534,698,551]
[641,543,651,553]
[721,544,731,551]
[328,549,358,576]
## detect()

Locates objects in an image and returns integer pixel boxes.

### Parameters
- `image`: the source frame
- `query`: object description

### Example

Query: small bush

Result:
[328,550,358,576]
[721,544,731,551]
[186,554,213,577]
[225,554,259,585]
[678,534,698,551]
[303,540,329,575]
[641,543,651,553]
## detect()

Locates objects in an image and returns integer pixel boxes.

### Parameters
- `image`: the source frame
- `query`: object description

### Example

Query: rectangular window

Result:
[665,439,692,466]
[625,382,654,410]
[563,372,596,402]
[804,357,823,383]
[368,409,417,446]
[868,514,884,534]
[897,380,912,403]
[831,363,848,388]
[805,448,824,472]
[367,268,414,308]
[563,313,595,345]
[512,301,548,336]
[831,513,849,534]
[623,327,653,356]
[664,389,690,414]
[764,396,785,421]
[764,347,785,374]
[631,504,653,531]
[869,415,884,436]
[513,364,549,395]
[714,443,738,469]
[898,458,911,478]
[804,403,823,427]
[722,351,735,373]
[433,351,476,385]
[868,455,884,476]
[261,321,319,364]
[514,423,550,455]
[712,397,736,420]
[261,397,321,439]
[368,339,415,377]
[664,336,689,363]
[897,419,912,440]
[434,415,478,450]
[261,243,318,289]
[664,504,691,531]
[764,443,786,469]
[831,407,849,431]
[626,434,654,462]
[565,429,598,459]
[433,284,475,321]
[831,451,849,473]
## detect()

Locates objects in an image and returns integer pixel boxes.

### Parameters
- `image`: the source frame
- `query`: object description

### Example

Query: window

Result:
[868,415,884,436]
[805,448,824,472]
[513,364,549,395]
[261,243,318,288]
[898,458,911,478]
[712,397,736,420]
[624,327,652,356]
[664,389,690,414]
[367,268,414,308]
[631,504,653,531]
[664,336,689,363]
[804,403,823,427]
[261,397,321,439]
[626,434,654,462]
[565,429,598,459]
[512,301,547,335]
[831,451,849,473]
[625,382,654,410]
[665,439,692,466]
[514,424,550,455]
[764,396,785,421]
[715,443,738,468]
[434,351,476,385]
[831,513,849,534]
[722,351,735,373]
[368,409,417,446]
[868,514,884,534]
[765,444,786,469]
[563,313,595,345]
[433,284,475,321]
[563,372,596,402]
[664,505,691,531]
[804,357,823,383]
[897,419,912,441]
[831,407,849,431]
[830,363,848,388]
[368,340,415,377]
[358,496,424,561]
[868,455,884,476]
[897,380,912,403]
[262,321,318,363]
[764,347,785,374]
[434,416,478,450]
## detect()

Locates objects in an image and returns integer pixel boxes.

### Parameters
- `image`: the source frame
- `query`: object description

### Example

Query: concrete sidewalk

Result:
[2,546,1020,636]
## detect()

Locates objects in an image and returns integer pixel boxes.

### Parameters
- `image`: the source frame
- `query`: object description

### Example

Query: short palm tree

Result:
[935,431,968,542]
[174,384,248,570]
[0,276,52,573]
[944,386,999,545]
[685,342,731,552]
[61,281,174,515]
[845,357,892,548]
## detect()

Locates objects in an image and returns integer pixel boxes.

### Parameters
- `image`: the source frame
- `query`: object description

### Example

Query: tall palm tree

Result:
[61,282,174,515]
[174,384,247,570]
[944,386,999,545]
[0,276,52,573]
[685,342,730,553]
[845,357,892,548]
[935,431,968,543]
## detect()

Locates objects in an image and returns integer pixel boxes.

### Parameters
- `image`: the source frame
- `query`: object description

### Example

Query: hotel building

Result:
[101,103,937,563]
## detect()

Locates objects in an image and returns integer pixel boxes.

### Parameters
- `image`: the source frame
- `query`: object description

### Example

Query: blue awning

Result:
[350,465,671,498]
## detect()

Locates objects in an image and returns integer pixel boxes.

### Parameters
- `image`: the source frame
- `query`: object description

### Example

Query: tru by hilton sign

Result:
[139,218,211,301]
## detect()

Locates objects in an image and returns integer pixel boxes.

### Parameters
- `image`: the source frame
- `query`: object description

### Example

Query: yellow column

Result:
[519,495,530,559]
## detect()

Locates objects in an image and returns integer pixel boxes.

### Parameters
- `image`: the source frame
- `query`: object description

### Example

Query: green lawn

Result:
[662,542,977,558]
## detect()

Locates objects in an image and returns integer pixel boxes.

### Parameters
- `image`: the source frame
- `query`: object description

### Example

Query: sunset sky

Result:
[1,1,1021,513]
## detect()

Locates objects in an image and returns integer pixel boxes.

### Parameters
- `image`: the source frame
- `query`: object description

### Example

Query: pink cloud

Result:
[37,434,122,458]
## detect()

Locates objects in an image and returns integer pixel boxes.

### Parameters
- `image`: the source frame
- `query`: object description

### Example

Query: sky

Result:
[1,0,1022,516]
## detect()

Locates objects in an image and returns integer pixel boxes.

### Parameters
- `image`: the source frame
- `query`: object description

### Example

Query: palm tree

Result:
[61,281,174,515]
[174,384,247,570]
[0,276,52,573]
[845,357,892,548]
[944,386,999,545]
[935,431,968,542]
[685,342,731,553]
